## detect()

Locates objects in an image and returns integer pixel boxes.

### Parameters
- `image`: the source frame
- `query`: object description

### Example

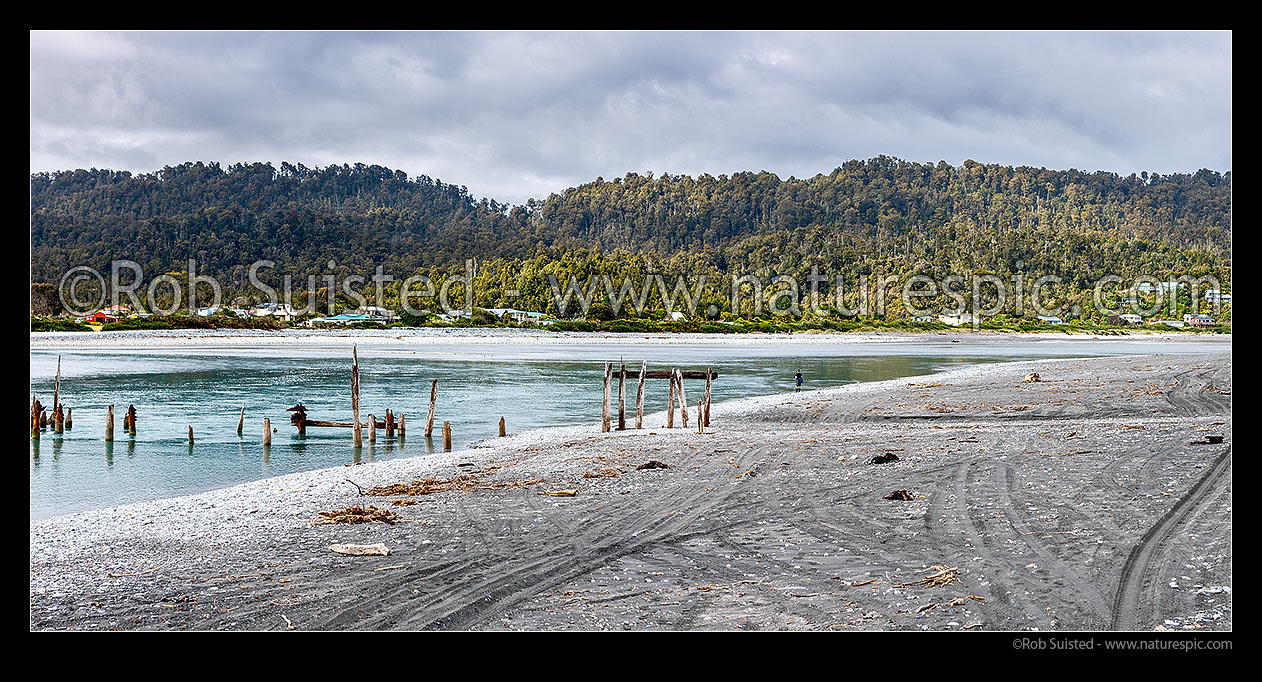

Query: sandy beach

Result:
[29,352,1231,631]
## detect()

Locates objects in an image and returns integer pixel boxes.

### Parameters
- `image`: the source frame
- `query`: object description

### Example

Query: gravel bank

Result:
[30,353,1231,631]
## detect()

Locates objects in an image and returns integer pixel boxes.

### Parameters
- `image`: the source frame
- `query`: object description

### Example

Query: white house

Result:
[1037,315,1064,325]
[664,311,687,322]
[938,313,977,326]
[911,315,935,323]
[1120,313,1143,325]
[251,303,299,322]
[1204,290,1231,304]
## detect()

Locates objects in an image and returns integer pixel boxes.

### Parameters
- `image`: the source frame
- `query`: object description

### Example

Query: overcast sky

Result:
[30,30,1231,205]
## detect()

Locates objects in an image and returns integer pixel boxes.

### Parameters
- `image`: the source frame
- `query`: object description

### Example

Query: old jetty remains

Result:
[601,363,717,432]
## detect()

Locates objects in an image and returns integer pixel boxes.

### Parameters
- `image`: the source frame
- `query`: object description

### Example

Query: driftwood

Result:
[329,543,390,556]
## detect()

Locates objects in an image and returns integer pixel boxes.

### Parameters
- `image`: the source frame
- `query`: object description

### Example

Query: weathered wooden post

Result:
[188,425,194,444]
[105,404,115,442]
[425,379,438,437]
[697,398,704,434]
[54,405,64,435]
[442,421,452,451]
[368,414,377,443]
[499,416,506,437]
[602,362,612,432]
[385,409,395,439]
[636,360,646,429]
[127,404,137,437]
[65,407,73,430]
[31,399,42,439]
[351,346,362,448]
[237,403,245,436]
[397,413,406,436]
[617,361,627,430]
[53,356,61,414]
[678,369,689,429]
[667,372,676,428]
[704,368,713,427]
[263,417,272,446]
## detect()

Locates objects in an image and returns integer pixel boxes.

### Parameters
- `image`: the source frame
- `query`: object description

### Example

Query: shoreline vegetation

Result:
[30,313,1229,336]
[30,352,1231,631]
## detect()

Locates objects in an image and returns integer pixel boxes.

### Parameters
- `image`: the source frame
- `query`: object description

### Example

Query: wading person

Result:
[795,370,803,392]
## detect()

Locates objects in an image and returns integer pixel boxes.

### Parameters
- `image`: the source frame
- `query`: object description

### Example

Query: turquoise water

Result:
[29,332,1226,519]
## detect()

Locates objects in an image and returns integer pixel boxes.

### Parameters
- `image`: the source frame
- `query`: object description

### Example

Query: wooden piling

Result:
[385,409,395,438]
[188,425,194,444]
[31,399,42,439]
[263,417,272,445]
[678,369,689,428]
[666,372,675,428]
[697,398,704,433]
[237,403,245,435]
[127,404,136,436]
[397,413,405,436]
[351,346,362,447]
[425,379,438,437]
[617,361,627,430]
[105,404,114,442]
[442,421,452,451]
[602,362,612,432]
[368,414,377,443]
[54,405,64,435]
[636,360,646,429]
[53,356,61,413]
[499,416,506,437]
[704,367,712,427]
[65,407,73,430]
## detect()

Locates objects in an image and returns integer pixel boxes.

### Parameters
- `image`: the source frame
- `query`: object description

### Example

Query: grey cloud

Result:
[30,30,1231,205]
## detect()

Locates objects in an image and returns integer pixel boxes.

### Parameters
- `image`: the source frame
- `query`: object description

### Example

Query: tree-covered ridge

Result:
[31,157,1231,308]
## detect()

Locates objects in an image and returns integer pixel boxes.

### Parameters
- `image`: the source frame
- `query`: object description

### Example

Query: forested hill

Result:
[31,157,1231,291]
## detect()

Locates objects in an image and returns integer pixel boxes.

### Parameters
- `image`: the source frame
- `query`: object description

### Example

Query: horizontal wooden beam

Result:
[641,370,717,380]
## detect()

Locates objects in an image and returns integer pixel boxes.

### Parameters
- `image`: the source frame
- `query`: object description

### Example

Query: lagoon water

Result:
[29,329,1229,519]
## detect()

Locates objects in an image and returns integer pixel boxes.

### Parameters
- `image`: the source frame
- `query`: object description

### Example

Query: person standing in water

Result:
[795,370,803,392]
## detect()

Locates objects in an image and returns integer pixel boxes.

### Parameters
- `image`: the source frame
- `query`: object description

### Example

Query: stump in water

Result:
[65,407,73,430]
[602,362,612,432]
[617,361,627,431]
[351,346,362,447]
[635,360,646,429]
[237,403,245,435]
[368,414,377,443]
[425,379,438,437]
[188,425,194,444]
[499,416,506,437]
[263,417,272,446]
[385,409,395,439]
[105,404,114,442]
[126,405,137,436]
[442,421,452,451]
[397,413,406,437]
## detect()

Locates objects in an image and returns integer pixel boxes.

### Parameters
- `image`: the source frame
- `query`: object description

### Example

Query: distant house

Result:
[86,311,119,324]
[1120,313,1143,325]
[911,315,935,323]
[938,313,976,326]
[1036,315,1064,325]
[483,307,548,324]
[664,311,687,322]
[1188,314,1216,328]
[251,303,298,321]
[355,306,398,322]
[1204,290,1231,304]
[103,305,131,316]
